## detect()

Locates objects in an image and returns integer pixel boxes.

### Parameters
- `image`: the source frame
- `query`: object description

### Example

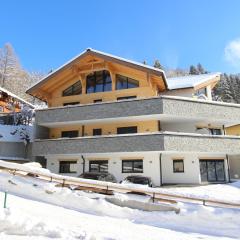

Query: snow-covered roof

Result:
[27,48,167,93]
[0,86,34,108]
[166,72,221,90]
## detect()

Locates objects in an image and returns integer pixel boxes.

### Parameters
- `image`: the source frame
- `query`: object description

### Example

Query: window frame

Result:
[63,102,80,106]
[117,126,138,135]
[86,70,112,94]
[209,128,222,135]
[93,128,102,136]
[94,99,102,103]
[122,159,143,173]
[59,160,77,173]
[116,74,139,90]
[117,96,136,101]
[62,81,82,97]
[89,160,108,173]
[173,159,184,173]
[61,130,79,138]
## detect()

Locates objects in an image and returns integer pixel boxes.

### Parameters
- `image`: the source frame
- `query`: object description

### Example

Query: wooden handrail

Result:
[1,162,240,209]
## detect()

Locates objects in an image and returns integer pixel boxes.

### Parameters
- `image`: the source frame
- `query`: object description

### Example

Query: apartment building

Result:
[27,48,240,186]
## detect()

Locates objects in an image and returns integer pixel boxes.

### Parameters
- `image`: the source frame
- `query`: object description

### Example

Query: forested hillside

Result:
[0,43,44,104]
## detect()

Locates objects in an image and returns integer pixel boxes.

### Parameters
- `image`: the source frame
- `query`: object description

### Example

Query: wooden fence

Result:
[1,161,240,209]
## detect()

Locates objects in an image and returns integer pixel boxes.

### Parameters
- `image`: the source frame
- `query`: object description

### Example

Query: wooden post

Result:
[3,192,7,208]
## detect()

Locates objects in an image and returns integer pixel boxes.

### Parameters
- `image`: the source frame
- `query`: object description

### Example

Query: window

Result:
[86,70,112,93]
[93,128,102,136]
[62,81,82,96]
[117,96,136,101]
[116,74,139,90]
[209,128,222,135]
[61,130,78,138]
[94,99,102,103]
[59,161,77,173]
[122,160,143,173]
[173,160,184,173]
[196,87,207,96]
[117,126,137,134]
[89,160,108,172]
[63,102,80,106]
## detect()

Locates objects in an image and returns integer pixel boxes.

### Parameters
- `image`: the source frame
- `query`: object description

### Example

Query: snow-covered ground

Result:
[0,168,240,239]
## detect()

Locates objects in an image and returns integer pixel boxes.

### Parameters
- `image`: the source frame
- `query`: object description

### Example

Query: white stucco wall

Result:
[46,152,161,185]
[45,152,229,186]
[161,153,201,184]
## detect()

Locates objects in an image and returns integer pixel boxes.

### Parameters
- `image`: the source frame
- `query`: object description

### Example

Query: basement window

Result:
[89,160,108,172]
[173,159,184,173]
[59,161,77,173]
[122,159,143,173]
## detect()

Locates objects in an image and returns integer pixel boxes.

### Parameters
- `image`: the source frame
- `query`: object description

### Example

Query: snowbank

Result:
[0,171,239,239]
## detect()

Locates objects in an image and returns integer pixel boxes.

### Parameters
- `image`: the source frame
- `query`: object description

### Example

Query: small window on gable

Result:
[62,81,82,96]
[116,74,139,90]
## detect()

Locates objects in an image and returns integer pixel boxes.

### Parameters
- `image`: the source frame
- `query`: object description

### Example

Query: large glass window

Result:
[200,160,225,182]
[116,74,139,90]
[86,70,112,93]
[61,130,79,138]
[62,81,82,96]
[89,160,108,172]
[122,160,143,173]
[59,161,77,173]
[173,159,184,173]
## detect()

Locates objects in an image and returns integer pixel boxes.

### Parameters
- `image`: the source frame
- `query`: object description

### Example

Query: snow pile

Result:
[0,170,239,239]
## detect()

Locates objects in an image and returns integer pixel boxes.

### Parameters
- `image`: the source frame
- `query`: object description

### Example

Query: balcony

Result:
[32,132,240,156]
[35,96,240,127]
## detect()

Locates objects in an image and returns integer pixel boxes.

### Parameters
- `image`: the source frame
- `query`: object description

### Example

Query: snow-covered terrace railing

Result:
[0,160,240,209]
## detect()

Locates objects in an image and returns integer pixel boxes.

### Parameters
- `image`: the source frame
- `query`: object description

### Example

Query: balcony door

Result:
[199,160,225,182]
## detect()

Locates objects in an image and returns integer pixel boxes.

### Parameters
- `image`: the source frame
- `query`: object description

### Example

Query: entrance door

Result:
[200,160,225,182]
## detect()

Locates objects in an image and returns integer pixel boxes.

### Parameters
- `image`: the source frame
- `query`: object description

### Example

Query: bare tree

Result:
[0,43,22,87]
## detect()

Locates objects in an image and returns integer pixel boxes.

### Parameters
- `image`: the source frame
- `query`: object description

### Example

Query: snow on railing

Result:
[0,160,240,209]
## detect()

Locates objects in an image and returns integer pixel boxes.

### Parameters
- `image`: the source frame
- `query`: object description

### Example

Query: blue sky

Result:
[1,0,240,74]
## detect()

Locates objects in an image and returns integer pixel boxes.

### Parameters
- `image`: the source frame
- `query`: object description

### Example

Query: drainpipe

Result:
[222,125,226,135]
[159,153,163,186]
[226,154,231,183]
[81,155,86,173]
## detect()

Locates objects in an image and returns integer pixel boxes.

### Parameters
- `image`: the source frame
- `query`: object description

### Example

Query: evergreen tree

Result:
[197,63,205,74]
[153,59,164,70]
[189,65,199,75]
